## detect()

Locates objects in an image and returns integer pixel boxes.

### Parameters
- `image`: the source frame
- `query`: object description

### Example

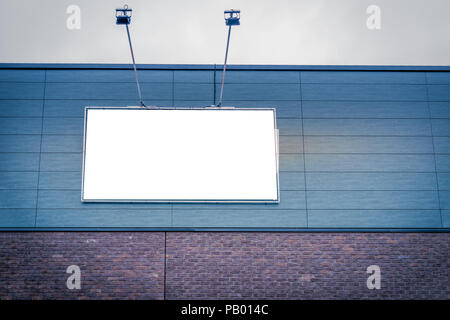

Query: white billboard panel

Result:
[82,107,279,202]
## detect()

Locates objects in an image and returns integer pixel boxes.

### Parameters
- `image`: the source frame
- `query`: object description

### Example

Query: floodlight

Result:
[115,5,132,25]
[224,9,240,26]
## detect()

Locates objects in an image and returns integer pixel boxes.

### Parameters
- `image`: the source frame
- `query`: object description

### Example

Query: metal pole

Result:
[125,24,145,107]
[217,24,232,107]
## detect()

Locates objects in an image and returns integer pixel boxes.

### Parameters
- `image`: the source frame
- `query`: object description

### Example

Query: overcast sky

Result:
[1,0,449,65]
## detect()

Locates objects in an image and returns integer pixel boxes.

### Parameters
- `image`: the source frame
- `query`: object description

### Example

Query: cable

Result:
[125,24,146,108]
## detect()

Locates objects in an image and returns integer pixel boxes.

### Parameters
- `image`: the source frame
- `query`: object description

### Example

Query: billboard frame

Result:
[81,106,280,203]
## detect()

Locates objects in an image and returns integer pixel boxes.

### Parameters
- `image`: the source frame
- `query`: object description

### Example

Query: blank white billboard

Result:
[81,107,279,202]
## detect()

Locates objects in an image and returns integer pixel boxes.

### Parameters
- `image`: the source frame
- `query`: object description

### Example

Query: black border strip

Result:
[1,63,450,71]
[0,227,449,232]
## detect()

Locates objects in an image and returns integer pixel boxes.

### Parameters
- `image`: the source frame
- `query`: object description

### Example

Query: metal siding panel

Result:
[426,72,450,84]
[44,99,172,117]
[439,191,450,209]
[215,84,300,100]
[173,83,213,100]
[36,209,171,227]
[173,100,215,108]
[279,172,305,190]
[0,118,42,134]
[277,191,306,209]
[37,190,171,209]
[303,119,431,136]
[0,135,41,152]
[443,210,450,227]
[0,70,45,82]
[0,190,37,208]
[0,100,43,117]
[0,83,45,99]
[172,100,302,118]
[0,209,36,227]
[434,137,450,153]
[308,210,442,228]
[172,209,307,227]
[429,102,450,118]
[45,100,99,117]
[436,155,450,172]
[46,70,172,82]
[302,71,426,84]
[305,154,436,172]
[302,101,429,118]
[304,136,433,154]
[428,85,450,101]
[171,203,274,210]
[0,172,39,189]
[38,172,81,190]
[302,84,427,101]
[431,119,450,136]
[279,136,302,153]
[276,119,302,135]
[39,153,82,172]
[216,100,302,118]
[174,71,214,83]
[307,191,439,210]
[41,135,82,153]
[0,153,40,171]
[1,67,445,230]
[438,173,450,190]
[43,118,83,134]
[171,191,305,210]
[306,172,437,191]
[279,154,304,171]
[45,83,172,99]
[216,71,300,83]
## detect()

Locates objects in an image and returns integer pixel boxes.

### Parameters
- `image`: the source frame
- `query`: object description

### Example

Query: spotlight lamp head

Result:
[224,9,240,26]
[116,4,132,25]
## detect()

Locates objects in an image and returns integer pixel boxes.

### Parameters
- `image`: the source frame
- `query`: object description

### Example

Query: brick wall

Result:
[0,232,449,299]
[0,233,165,299]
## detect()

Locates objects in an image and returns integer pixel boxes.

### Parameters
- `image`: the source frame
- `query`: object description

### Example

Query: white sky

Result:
[1,0,449,65]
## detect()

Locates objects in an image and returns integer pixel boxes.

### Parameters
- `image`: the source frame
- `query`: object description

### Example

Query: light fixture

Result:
[115,5,146,107]
[115,5,132,25]
[224,9,240,26]
[216,9,241,107]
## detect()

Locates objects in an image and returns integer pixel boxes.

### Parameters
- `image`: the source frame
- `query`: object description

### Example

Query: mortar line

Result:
[163,231,167,300]
[213,64,217,105]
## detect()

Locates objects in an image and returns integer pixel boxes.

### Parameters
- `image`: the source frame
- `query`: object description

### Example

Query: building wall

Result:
[0,65,449,229]
[0,232,448,299]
